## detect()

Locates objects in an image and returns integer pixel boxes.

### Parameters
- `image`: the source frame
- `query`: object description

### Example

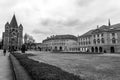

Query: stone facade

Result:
[78,21,120,53]
[41,20,120,53]
[42,35,77,52]
[3,15,23,50]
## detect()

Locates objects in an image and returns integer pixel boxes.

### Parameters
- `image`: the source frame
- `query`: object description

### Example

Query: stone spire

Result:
[10,14,18,28]
[19,24,23,30]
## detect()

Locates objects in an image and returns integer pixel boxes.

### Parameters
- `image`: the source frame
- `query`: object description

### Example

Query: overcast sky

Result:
[0,0,120,42]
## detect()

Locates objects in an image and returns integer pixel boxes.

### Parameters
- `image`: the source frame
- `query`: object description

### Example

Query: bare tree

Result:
[24,33,35,50]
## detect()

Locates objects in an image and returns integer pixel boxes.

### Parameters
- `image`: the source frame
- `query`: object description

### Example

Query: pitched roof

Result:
[10,14,18,28]
[99,25,109,30]
[79,29,95,37]
[43,34,77,42]
[19,24,23,29]
[110,23,120,29]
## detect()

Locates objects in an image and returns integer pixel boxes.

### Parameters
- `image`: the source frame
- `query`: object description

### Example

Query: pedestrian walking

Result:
[3,49,6,56]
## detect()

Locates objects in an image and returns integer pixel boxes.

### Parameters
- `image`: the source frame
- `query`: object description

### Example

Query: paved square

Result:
[0,50,13,80]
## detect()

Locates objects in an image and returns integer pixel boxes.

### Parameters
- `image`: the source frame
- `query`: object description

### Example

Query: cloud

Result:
[76,0,95,7]
[40,18,80,27]
[32,29,53,35]
[0,0,120,42]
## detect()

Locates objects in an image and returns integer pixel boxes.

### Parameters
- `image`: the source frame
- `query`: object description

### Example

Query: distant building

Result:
[78,20,120,53]
[3,14,23,50]
[34,43,43,51]
[42,20,120,53]
[42,35,77,52]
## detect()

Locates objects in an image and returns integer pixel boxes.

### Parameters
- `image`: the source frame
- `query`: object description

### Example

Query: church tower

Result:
[18,24,23,49]
[3,14,23,50]
[3,22,10,49]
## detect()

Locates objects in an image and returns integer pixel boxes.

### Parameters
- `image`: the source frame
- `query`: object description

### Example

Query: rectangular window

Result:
[112,33,115,36]
[97,34,99,37]
[101,33,104,37]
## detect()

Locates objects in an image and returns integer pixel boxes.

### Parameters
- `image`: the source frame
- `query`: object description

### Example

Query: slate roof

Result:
[79,29,95,37]
[78,23,120,37]
[43,34,77,42]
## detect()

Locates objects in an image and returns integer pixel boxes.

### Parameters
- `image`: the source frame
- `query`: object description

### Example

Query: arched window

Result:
[112,38,116,44]
[59,46,62,51]
[101,38,105,43]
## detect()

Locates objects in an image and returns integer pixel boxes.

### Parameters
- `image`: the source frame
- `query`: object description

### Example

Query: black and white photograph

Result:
[0,0,120,80]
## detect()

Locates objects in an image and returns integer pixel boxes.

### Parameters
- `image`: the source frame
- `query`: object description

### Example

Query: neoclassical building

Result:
[3,15,23,50]
[42,35,77,52]
[41,20,120,53]
[78,20,120,53]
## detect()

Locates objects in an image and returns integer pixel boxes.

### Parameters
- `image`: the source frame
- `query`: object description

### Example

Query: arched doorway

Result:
[39,47,41,51]
[91,47,94,52]
[59,46,62,51]
[110,46,115,53]
[55,46,57,51]
[95,47,98,53]
[99,47,103,53]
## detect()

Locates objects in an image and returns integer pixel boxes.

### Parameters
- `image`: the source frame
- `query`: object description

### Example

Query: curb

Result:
[9,54,32,80]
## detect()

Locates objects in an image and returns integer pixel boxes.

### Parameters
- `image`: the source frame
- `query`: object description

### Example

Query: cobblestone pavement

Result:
[0,50,13,80]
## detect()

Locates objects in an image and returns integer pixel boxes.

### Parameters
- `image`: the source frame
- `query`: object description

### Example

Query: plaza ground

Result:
[28,51,120,80]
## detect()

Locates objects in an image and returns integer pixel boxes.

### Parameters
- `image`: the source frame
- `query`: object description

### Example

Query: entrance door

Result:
[95,47,98,53]
[59,46,62,51]
[110,47,115,53]
[91,47,94,52]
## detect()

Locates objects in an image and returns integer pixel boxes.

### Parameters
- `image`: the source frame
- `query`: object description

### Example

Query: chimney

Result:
[108,19,111,26]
